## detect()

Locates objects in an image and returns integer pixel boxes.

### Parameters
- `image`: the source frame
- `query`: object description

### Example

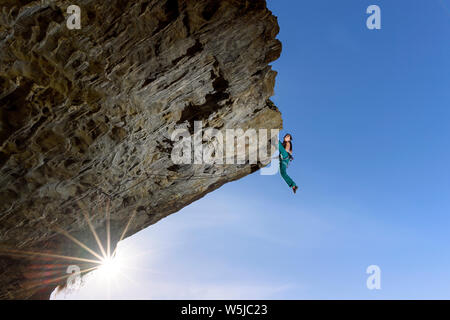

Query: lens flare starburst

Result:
[98,256,122,279]
[0,197,140,299]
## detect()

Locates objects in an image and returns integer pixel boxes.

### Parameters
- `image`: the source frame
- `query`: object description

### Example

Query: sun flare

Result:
[98,256,123,278]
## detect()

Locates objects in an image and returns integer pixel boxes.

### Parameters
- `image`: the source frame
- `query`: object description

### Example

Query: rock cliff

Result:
[0,0,282,299]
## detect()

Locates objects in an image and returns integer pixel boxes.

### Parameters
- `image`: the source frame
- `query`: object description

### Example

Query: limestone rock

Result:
[0,0,282,299]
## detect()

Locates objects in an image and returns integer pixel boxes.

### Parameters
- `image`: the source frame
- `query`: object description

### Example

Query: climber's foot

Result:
[292,186,298,194]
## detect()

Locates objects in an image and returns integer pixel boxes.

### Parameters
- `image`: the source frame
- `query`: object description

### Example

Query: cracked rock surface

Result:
[0,0,282,299]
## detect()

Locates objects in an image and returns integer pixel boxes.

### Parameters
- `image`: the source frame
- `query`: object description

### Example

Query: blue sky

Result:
[54,0,450,299]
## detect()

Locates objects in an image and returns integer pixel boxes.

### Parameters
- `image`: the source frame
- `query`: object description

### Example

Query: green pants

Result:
[279,141,297,188]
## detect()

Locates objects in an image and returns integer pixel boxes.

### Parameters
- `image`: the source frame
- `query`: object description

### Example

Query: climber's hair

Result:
[282,133,293,151]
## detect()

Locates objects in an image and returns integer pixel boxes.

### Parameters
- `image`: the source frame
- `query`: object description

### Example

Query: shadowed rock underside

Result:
[0,0,282,299]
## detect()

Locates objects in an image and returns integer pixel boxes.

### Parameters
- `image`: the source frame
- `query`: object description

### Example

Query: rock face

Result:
[0,0,282,299]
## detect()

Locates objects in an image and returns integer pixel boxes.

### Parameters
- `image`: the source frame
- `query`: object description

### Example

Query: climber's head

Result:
[282,133,293,152]
[283,133,292,142]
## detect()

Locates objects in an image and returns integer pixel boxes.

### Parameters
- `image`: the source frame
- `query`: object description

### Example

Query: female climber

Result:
[279,133,298,194]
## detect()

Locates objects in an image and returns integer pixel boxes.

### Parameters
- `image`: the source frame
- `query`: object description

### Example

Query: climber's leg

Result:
[279,159,296,188]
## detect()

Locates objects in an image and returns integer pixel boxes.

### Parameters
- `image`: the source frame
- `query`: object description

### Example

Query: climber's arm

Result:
[285,142,292,154]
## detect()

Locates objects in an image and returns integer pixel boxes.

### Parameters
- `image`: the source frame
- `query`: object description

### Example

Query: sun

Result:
[98,256,123,278]
[1,198,143,299]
